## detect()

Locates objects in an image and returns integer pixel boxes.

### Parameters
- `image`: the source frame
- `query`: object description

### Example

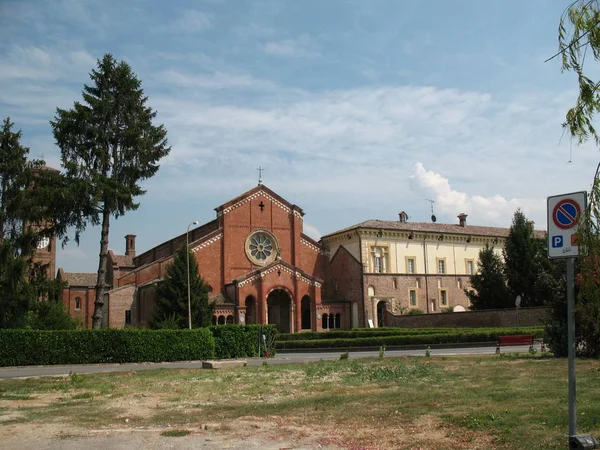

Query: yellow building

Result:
[321,213,543,328]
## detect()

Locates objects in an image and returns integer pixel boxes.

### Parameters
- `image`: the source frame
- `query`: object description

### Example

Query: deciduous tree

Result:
[545,1,600,356]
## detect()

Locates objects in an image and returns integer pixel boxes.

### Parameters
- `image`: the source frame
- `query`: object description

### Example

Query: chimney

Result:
[125,234,137,257]
[458,213,468,227]
[398,211,408,223]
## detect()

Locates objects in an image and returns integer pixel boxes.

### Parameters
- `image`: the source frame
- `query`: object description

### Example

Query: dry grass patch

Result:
[0,355,599,449]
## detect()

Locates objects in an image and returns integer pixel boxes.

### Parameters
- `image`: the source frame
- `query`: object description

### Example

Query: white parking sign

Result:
[547,191,587,259]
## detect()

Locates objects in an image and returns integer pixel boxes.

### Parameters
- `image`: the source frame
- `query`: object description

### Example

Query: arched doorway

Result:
[267,288,292,333]
[377,301,386,327]
[245,295,256,324]
[301,295,311,330]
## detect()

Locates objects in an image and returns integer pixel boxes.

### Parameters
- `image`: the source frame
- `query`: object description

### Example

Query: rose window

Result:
[245,230,279,266]
[249,234,273,260]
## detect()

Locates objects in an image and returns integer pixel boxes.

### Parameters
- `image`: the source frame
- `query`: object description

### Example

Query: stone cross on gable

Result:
[257,166,264,185]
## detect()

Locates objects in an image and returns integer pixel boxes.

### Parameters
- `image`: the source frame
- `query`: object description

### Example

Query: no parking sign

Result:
[547,191,587,258]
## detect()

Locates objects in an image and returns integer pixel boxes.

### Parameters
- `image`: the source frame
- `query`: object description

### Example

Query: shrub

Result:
[0,329,215,367]
[408,308,425,315]
[210,324,277,359]
[275,327,544,350]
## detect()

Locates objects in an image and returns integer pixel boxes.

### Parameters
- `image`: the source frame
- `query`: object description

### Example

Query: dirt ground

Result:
[0,414,495,450]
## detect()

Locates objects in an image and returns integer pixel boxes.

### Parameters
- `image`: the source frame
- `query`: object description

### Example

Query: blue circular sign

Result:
[553,199,581,229]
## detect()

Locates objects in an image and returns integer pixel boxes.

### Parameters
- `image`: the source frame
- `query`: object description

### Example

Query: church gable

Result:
[215,184,304,220]
[219,185,308,282]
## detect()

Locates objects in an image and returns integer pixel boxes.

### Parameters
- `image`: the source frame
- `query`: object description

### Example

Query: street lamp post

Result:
[187,221,198,330]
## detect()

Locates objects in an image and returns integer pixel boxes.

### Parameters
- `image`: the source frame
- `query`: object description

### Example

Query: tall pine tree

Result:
[153,247,215,329]
[466,244,510,310]
[51,54,170,328]
[0,117,75,329]
[503,210,546,307]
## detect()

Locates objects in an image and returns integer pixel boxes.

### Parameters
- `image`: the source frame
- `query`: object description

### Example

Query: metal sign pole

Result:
[567,257,576,437]
[548,192,598,448]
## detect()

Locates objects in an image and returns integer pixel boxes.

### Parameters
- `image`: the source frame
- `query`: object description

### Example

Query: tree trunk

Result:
[92,207,110,329]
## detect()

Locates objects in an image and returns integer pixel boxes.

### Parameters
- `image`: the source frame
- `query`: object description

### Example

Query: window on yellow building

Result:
[407,257,415,274]
[466,260,474,275]
[437,258,446,274]
[371,246,388,273]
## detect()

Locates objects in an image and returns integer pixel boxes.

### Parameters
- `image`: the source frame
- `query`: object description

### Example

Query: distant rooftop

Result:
[322,219,546,240]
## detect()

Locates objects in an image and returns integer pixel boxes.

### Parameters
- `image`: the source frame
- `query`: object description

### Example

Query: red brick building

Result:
[58,184,349,332]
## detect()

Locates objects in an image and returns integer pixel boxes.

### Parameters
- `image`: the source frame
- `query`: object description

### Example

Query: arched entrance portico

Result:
[267,288,292,333]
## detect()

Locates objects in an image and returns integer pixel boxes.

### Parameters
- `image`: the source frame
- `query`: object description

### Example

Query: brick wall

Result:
[326,245,364,327]
[362,274,473,324]
[384,306,551,328]
[62,287,95,328]
[107,285,136,328]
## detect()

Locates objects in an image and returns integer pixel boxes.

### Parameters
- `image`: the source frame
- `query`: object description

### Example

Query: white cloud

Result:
[0,45,95,82]
[302,222,322,241]
[175,10,211,31]
[409,162,545,228]
[143,81,598,232]
[158,69,277,90]
[264,36,320,58]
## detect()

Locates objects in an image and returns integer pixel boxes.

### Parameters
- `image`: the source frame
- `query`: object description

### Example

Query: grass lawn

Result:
[0,353,598,449]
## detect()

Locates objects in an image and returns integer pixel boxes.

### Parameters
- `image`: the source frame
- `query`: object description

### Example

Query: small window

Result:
[407,258,415,274]
[374,256,383,273]
[466,260,474,275]
[409,290,417,307]
[438,259,446,274]
[392,278,397,289]
[125,310,131,325]
[75,297,81,310]
[440,290,448,306]
[371,246,388,273]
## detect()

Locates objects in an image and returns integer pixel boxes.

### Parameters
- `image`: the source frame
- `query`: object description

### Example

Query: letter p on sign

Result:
[552,236,563,248]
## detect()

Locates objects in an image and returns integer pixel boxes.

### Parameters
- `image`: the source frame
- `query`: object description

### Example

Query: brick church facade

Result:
[57,184,349,332]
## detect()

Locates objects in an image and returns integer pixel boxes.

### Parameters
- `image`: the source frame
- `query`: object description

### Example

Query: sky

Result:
[1,0,599,273]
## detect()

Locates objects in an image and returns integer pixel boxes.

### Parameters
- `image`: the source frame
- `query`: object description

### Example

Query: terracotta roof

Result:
[112,253,134,267]
[33,165,60,173]
[322,219,546,240]
[62,272,97,287]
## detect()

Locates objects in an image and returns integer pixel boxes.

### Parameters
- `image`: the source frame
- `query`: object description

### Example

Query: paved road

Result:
[0,344,537,380]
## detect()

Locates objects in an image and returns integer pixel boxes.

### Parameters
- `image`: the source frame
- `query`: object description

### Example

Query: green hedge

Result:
[277,327,544,342]
[275,327,544,349]
[0,325,279,367]
[210,324,277,359]
[0,328,215,367]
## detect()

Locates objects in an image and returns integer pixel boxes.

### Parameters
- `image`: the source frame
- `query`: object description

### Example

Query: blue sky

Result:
[1,0,598,273]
